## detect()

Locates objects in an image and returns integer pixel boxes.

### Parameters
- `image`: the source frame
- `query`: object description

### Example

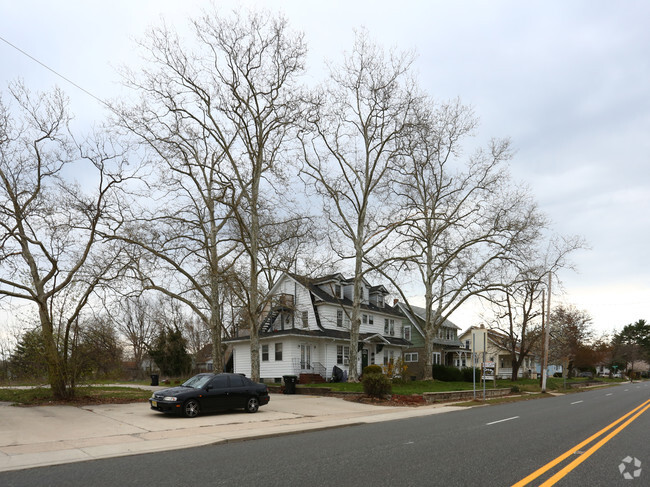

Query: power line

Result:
[0,34,110,109]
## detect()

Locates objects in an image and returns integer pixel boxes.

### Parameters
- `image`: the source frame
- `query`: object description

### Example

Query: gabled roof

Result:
[397,303,460,330]
[287,272,403,318]
[459,326,521,353]
[369,285,389,294]
[225,327,412,347]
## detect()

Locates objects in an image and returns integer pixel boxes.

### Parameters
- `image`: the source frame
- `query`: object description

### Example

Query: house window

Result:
[384,319,395,336]
[337,345,350,365]
[404,352,418,362]
[465,340,470,350]
[432,352,441,365]
[275,343,283,361]
[383,350,395,366]
[302,311,308,328]
[378,295,384,307]
[461,356,466,367]
[368,314,374,326]
[337,310,343,327]
[335,284,341,298]
[362,314,368,325]
[403,325,411,341]
[262,345,269,362]
[345,316,351,328]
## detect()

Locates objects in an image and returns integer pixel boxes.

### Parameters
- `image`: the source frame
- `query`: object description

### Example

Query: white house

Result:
[225,272,412,382]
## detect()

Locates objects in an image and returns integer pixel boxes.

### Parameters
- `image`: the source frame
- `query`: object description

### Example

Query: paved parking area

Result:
[0,393,464,473]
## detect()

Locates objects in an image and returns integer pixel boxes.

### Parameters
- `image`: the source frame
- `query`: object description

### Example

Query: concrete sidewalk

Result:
[0,390,465,473]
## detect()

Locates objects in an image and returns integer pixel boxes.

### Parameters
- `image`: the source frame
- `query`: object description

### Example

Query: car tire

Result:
[183,399,200,418]
[246,396,259,413]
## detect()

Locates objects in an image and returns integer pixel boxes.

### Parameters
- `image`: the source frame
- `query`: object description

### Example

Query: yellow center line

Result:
[540,401,650,486]
[512,398,650,487]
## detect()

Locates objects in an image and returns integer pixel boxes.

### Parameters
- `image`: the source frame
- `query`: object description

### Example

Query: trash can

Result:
[150,374,159,386]
[283,375,298,394]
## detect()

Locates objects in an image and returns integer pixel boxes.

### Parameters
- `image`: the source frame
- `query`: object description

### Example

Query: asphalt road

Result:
[1,382,648,487]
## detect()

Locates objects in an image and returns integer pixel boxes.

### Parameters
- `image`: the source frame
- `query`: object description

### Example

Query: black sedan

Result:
[149,373,270,418]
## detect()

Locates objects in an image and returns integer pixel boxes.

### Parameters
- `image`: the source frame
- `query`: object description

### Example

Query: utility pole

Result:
[472,331,476,400]
[539,289,546,387]
[541,273,552,393]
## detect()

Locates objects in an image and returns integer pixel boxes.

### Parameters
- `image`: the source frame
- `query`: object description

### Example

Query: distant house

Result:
[224,272,412,382]
[397,303,470,379]
[459,325,539,379]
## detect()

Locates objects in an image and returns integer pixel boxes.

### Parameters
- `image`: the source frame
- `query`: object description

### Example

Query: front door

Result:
[361,349,369,370]
[300,344,311,371]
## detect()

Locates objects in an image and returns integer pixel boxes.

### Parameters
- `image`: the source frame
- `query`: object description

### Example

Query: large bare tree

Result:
[385,98,546,380]
[0,82,130,398]
[300,32,419,381]
[118,9,306,380]
[486,238,584,380]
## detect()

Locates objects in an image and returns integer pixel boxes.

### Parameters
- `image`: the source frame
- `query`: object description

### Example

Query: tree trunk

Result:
[348,246,364,382]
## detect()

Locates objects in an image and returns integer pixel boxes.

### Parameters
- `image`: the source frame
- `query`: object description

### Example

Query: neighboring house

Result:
[537,363,563,377]
[225,273,412,382]
[459,325,539,379]
[194,344,234,373]
[397,303,469,379]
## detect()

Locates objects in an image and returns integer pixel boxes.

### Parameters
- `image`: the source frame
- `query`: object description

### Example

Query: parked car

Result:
[613,372,623,378]
[578,371,594,378]
[149,373,270,418]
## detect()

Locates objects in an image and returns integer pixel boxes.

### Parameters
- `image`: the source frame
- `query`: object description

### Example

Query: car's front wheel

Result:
[245,396,259,413]
[183,399,200,418]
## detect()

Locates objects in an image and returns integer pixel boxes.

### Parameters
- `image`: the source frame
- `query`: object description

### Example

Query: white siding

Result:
[232,343,251,378]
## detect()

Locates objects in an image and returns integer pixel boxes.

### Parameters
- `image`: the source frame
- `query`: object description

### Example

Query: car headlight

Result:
[163,396,178,402]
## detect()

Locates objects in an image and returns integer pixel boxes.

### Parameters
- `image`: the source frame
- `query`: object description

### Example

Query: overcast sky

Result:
[1,0,648,335]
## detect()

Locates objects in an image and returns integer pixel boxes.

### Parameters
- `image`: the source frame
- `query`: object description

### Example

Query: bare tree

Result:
[485,269,544,380]
[118,9,306,381]
[300,31,418,380]
[485,235,585,380]
[381,97,545,380]
[0,82,130,398]
[112,295,157,375]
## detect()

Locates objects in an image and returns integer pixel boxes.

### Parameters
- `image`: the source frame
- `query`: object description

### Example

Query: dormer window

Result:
[378,295,384,308]
[335,284,341,298]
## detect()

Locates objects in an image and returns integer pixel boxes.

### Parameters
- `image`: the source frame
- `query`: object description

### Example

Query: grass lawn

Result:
[301,377,625,395]
[0,386,153,406]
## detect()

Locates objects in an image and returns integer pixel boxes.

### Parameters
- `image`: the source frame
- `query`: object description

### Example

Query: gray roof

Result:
[402,303,460,330]
[225,327,412,347]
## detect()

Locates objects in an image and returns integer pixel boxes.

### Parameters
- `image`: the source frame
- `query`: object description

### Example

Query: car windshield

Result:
[181,375,213,389]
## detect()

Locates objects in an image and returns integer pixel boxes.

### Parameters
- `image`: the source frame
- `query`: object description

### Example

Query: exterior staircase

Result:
[299,373,326,384]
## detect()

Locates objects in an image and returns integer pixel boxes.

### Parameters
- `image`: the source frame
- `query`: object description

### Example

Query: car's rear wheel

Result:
[245,396,259,413]
[183,399,200,418]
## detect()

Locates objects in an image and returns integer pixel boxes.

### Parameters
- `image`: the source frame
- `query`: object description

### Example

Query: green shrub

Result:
[432,364,464,382]
[362,372,392,397]
[461,367,480,382]
[511,385,521,393]
[363,364,383,376]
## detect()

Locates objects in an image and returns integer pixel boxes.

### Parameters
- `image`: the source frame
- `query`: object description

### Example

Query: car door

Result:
[226,374,250,409]
[203,374,230,412]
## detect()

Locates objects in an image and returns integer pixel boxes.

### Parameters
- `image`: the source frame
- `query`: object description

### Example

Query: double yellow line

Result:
[512,398,650,486]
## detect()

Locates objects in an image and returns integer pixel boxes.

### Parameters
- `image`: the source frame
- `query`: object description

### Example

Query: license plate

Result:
[152,400,157,407]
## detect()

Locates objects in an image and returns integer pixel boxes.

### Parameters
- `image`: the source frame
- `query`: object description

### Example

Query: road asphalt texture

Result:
[0,385,465,473]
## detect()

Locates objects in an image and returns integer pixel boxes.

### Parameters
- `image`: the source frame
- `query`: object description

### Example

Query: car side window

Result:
[208,375,229,389]
[229,375,245,387]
